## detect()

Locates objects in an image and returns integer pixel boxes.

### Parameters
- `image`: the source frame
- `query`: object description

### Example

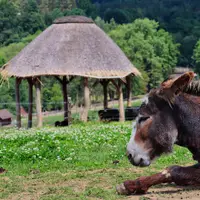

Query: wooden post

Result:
[27,78,33,128]
[55,76,74,124]
[100,80,109,109]
[111,79,125,122]
[81,77,90,122]
[15,78,22,128]
[35,77,43,127]
[126,76,132,107]
[118,80,125,122]
[103,81,108,109]
[62,76,69,124]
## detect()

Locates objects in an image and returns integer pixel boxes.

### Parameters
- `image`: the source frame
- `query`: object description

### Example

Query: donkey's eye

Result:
[138,116,149,124]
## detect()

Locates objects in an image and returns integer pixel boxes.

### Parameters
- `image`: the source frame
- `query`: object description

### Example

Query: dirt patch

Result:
[55,179,90,193]
[2,168,200,200]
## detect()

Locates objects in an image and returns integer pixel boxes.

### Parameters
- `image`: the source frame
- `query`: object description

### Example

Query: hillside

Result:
[0,0,199,114]
[92,0,200,66]
[1,0,200,66]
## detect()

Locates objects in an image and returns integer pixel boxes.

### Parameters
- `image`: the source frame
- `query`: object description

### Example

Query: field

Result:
[0,122,199,200]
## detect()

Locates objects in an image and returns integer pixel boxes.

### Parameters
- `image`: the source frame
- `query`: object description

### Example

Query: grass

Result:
[0,122,194,200]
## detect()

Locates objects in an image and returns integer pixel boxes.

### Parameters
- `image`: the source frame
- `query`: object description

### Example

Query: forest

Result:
[1,0,200,113]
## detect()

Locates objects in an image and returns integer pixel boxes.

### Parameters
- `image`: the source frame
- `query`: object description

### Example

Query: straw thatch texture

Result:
[1,16,140,79]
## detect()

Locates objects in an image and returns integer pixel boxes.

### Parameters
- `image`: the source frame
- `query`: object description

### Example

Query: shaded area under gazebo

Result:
[0,16,140,128]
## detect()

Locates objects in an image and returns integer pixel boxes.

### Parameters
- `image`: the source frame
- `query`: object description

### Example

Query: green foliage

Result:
[1,0,200,66]
[44,8,64,25]
[38,0,76,12]
[0,0,19,45]
[94,17,117,33]
[92,0,200,66]
[43,83,63,111]
[0,80,15,113]
[78,0,92,11]
[0,31,41,67]
[192,40,200,74]
[64,8,86,16]
[0,31,41,114]
[109,18,179,91]
[104,8,131,24]
[18,0,45,34]
[77,0,97,18]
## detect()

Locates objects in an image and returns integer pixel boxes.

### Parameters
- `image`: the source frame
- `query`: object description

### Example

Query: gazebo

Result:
[0,16,140,128]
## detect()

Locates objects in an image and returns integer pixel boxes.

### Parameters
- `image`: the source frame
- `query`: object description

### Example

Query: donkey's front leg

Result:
[116,168,172,195]
[117,163,200,195]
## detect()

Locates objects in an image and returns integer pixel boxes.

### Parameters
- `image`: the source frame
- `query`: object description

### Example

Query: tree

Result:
[18,0,45,35]
[44,8,64,25]
[104,8,131,24]
[94,17,117,33]
[192,40,200,74]
[109,18,179,92]
[77,0,92,11]
[0,0,19,45]
[64,8,86,16]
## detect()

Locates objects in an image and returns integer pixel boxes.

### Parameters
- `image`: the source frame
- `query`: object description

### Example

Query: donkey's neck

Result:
[174,94,200,161]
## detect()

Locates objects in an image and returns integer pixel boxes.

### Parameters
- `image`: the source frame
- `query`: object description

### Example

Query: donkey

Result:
[117,71,200,195]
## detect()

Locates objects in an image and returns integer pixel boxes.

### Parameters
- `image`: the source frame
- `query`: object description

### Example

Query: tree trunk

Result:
[62,76,69,123]
[81,78,90,122]
[28,78,33,128]
[118,80,125,122]
[126,76,132,107]
[35,77,43,127]
[15,78,21,128]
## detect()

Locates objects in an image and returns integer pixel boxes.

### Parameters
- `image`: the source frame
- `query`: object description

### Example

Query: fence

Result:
[0,99,125,127]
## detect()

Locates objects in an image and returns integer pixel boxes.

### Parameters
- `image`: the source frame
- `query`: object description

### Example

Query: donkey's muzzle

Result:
[128,154,150,167]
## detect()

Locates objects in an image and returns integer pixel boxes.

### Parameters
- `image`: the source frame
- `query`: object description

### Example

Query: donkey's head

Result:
[127,72,195,167]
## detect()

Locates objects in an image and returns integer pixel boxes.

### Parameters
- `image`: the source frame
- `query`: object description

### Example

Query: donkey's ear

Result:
[164,72,195,94]
[156,72,195,104]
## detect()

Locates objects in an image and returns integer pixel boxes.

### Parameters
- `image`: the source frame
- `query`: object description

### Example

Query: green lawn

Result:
[0,122,194,200]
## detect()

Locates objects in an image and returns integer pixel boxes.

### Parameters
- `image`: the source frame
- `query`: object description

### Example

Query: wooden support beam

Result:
[35,77,43,127]
[100,80,109,109]
[111,79,125,122]
[118,80,125,122]
[126,76,132,107]
[55,76,74,124]
[81,77,90,122]
[27,78,33,128]
[55,76,63,84]
[62,76,69,124]
[15,78,22,128]
[111,79,119,90]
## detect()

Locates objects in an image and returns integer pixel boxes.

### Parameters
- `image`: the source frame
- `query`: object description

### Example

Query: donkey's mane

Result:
[183,81,200,96]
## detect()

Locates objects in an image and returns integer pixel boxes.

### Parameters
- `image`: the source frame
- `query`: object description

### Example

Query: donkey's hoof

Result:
[116,183,129,195]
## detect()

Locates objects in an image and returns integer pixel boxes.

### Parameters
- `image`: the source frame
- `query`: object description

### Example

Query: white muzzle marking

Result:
[126,121,150,166]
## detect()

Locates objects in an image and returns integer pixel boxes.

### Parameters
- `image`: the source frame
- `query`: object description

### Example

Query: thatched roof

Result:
[0,109,12,120]
[1,16,140,79]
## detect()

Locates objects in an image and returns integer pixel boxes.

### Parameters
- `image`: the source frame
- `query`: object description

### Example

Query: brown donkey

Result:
[117,71,200,195]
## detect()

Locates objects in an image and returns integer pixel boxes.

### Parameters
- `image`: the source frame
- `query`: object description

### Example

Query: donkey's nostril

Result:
[140,158,144,164]
[128,154,132,160]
